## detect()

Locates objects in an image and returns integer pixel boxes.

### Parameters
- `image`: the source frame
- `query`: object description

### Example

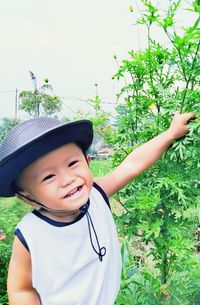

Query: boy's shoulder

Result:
[92,182,110,208]
[16,211,36,229]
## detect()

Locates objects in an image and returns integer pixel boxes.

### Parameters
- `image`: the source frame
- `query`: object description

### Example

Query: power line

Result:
[61,102,80,116]
[0,89,117,105]
[0,90,16,93]
[61,95,117,105]
[0,89,117,121]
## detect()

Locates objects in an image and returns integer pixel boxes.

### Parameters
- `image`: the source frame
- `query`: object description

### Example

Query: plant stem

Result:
[180,39,200,112]
[114,56,129,101]
[115,197,130,213]
[161,250,168,284]
[164,29,188,82]
[147,25,154,89]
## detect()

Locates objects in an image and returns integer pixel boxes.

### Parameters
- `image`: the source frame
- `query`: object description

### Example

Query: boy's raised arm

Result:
[95,112,195,197]
[7,237,41,305]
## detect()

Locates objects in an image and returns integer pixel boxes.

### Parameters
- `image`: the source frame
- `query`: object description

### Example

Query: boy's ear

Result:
[16,192,39,208]
[86,154,91,165]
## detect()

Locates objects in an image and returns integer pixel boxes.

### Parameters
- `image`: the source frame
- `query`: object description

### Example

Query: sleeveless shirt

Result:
[15,183,122,305]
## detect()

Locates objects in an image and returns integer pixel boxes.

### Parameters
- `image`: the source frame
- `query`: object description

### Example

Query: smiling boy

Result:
[16,143,93,219]
[0,112,194,305]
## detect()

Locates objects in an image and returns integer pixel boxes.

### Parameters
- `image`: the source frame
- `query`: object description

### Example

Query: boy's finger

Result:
[173,111,196,120]
[187,112,196,120]
[183,112,196,123]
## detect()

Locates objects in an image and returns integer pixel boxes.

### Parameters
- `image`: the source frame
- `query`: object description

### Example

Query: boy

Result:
[0,112,194,305]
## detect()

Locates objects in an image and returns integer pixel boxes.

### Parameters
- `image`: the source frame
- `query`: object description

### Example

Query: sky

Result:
[0,0,196,120]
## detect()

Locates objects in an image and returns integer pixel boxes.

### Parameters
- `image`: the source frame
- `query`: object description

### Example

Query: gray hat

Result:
[0,117,93,197]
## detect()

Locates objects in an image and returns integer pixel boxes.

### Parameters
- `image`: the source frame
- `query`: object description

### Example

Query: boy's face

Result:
[18,143,93,214]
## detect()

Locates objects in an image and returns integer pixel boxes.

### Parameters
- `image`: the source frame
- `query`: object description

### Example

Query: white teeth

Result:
[67,187,80,197]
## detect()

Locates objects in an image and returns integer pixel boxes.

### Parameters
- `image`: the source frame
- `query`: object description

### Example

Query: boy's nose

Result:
[61,172,76,187]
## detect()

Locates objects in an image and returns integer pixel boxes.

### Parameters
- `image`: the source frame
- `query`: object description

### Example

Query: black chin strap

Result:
[17,192,107,261]
[16,192,76,214]
[80,204,106,262]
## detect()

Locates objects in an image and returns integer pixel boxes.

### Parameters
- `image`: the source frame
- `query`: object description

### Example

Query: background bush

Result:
[0,198,30,303]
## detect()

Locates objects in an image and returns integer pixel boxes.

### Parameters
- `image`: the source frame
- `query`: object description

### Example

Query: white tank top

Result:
[16,183,122,305]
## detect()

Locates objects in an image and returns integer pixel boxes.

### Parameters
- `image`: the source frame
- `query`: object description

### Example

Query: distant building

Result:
[95,147,113,159]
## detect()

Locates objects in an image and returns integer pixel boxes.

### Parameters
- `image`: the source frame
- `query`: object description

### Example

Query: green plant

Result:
[0,198,30,302]
[19,91,62,117]
[111,0,200,303]
[19,74,62,117]
[90,159,110,177]
[115,239,200,304]
[0,118,20,142]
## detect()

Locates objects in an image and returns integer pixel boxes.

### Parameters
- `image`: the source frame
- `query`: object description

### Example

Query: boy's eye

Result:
[42,174,55,182]
[68,160,78,167]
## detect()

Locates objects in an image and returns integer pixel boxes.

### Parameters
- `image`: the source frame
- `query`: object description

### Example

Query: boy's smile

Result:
[17,143,93,221]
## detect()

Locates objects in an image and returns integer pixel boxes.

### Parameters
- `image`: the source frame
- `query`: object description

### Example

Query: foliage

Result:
[0,118,20,142]
[84,84,112,140]
[115,238,200,305]
[90,159,110,177]
[0,198,30,303]
[19,91,62,117]
[19,77,62,117]
[109,0,200,303]
[63,84,113,154]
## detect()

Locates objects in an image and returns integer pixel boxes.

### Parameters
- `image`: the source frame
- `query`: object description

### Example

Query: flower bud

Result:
[129,5,133,12]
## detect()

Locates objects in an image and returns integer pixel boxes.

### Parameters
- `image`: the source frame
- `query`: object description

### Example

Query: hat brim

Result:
[0,120,93,197]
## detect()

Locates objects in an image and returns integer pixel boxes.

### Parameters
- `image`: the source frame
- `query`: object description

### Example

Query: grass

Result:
[90,158,111,177]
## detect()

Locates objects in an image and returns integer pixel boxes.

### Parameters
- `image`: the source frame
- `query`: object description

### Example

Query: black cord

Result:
[80,204,106,262]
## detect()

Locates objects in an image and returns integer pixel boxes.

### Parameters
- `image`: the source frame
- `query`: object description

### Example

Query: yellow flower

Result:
[129,5,133,12]
[149,103,156,111]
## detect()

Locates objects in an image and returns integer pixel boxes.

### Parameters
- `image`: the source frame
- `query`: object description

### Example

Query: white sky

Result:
[0,0,197,119]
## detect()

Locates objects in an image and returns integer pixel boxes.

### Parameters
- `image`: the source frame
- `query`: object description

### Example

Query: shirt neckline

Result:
[32,200,90,227]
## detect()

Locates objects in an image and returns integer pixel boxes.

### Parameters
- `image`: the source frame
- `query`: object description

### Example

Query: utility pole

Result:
[15,88,18,124]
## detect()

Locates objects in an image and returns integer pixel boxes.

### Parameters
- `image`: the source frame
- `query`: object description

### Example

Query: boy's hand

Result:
[167,112,196,140]
[96,111,196,197]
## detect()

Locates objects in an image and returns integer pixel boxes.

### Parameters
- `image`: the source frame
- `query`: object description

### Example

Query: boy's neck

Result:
[38,208,81,222]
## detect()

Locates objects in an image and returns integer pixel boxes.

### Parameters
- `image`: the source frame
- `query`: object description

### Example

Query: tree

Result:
[19,72,62,117]
[0,118,20,142]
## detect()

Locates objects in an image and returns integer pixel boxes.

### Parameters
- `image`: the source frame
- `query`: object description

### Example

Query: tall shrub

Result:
[110,1,200,304]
